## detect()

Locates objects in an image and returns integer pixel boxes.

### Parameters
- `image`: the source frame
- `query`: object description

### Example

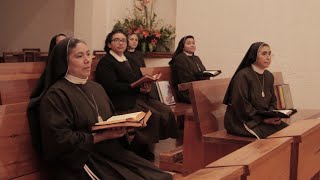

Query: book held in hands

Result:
[202,70,222,78]
[91,110,152,132]
[257,109,297,118]
[130,73,162,88]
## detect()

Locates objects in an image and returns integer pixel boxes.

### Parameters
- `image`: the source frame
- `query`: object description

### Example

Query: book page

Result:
[203,70,221,76]
[273,109,292,115]
[95,111,145,125]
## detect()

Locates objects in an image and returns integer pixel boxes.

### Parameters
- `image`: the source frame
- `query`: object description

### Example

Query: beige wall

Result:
[176,0,320,109]
[0,0,75,54]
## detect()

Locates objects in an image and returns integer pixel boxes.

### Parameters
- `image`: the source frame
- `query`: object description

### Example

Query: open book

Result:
[91,110,152,132]
[257,109,297,118]
[202,70,222,78]
[130,73,162,88]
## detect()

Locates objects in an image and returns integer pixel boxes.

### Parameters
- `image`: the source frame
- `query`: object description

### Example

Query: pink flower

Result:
[155,31,161,38]
[151,38,157,45]
[142,30,149,38]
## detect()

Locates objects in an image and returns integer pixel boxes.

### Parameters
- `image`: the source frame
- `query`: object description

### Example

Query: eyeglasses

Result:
[111,38,127,44]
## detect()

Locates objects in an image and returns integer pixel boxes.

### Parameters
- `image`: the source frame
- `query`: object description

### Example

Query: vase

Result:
[141,42,147,53]
[148,43,156,52]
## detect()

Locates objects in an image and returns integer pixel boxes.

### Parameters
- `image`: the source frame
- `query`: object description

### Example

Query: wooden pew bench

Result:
[206,137,294,180]
[171,72,320,175]
[0,111,43,179]
[268,119,320,180]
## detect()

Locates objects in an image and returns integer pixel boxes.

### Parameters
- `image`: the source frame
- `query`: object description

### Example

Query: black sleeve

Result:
[231,73,264,128]
[171,55,199,84]
[40,90,93,167]
[95,59,139,95]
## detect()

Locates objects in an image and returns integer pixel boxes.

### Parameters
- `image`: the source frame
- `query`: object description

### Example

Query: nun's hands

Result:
[93,127,126,143]
[263,117,282,125]
[140,82,151,94]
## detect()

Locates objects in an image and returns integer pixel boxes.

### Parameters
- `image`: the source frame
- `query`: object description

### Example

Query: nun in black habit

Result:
[95,30,178,161]
[48,33,67,58]
[27,37,172,180]
[169,35,208,103]
[223,42,288,139]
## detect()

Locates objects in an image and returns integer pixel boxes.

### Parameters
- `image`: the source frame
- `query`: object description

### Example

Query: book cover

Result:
[202,70,222,78]
[257,109,297,118]
[276,85,286,109]
[130,73,162,88]
[273,86,282,110]
[156,81,176,106]
[91,111,152,132]
[282,84,294,109]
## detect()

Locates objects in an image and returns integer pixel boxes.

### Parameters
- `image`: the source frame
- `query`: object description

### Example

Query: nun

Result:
[48,33,67,58]
[169,35,208,103]
[124,33,146,68]
[223,42,288,139]
[95,29,178,161]
[27,37,172,180]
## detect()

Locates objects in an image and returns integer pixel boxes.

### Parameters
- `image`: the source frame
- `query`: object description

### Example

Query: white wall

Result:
[176,0,320,109]
[0,0,74,54]
[74,0,176,66]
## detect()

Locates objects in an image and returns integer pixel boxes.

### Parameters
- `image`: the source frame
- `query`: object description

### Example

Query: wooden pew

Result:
[268,119,320,180]
[175,72,320,175]
[0,112,43,179]
[183,166,246,180]
[206,137,294,180]
[0,102,28,116]
[0,60,100,105]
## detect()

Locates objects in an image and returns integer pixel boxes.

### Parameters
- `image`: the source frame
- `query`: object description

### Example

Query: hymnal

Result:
[91,110,152,131]
[257,109,297,118]
[130,73,162,88]
[202,70,222,78]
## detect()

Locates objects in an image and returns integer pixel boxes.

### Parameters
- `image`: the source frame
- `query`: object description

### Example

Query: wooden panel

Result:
[0,102,28,115]
[1,91,31,105]
[207,138,293,180]
[0,62,45,75]
[268,119,320,180]
[0,74,41,81]
[0,113,30,136]
[183,166,246,180]
[203,129,255,144]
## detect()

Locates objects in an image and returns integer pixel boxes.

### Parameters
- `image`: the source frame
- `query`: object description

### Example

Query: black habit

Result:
[95,53,178,146]
[169,52,207,103]
[27,38,172,180]
[223,42,288,139]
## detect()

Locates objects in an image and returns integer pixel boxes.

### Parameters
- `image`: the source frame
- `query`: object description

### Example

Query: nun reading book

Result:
[27,37,172,180]
[223,42,288,139]
[95,30,178,161]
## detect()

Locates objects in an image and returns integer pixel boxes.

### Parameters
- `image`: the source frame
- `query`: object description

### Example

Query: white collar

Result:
[251,64,265,74]
[110,50,127,62]
[64,74,88,84]
[183,51,193,56]
[127,48,135,52]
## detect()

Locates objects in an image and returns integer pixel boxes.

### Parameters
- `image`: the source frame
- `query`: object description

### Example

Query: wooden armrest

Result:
[178,82,192,91]
[203,130,256,144]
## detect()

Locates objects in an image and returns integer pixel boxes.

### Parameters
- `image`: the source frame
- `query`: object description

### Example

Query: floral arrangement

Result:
[113,0,176,52]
